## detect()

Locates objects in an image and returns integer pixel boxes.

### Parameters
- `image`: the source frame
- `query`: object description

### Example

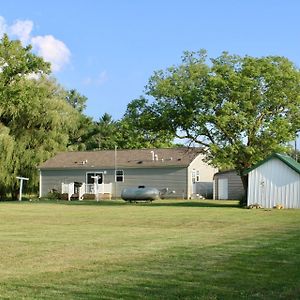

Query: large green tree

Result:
[65,89,95,151]
[83,109,174,151]
[128,50,300,193]
[117,98,175,149]
[66,89,87,113]
[0,35,79,198]
[84,113,119,150]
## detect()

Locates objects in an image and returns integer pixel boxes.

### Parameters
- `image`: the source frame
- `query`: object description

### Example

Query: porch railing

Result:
[85,183,112,194]
[61,182,112,201]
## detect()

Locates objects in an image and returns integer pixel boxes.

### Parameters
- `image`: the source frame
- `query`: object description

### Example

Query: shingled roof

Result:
[39,147,204,170]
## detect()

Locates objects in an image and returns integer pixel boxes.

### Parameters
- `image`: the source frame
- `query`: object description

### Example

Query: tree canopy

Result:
[0,35,80,198]
[66,89,87,113]
[82,110,174,151]
[117,99,175,149]
[127,50,300,190]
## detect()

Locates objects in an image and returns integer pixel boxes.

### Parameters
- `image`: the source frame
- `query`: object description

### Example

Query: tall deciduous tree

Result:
[85,113,118,150]
[65,89,94,151]
[66,89,87,113]
[128,50,300,193]
[0,35,79,198]
[117,98,174,149]
[81,108,174,151]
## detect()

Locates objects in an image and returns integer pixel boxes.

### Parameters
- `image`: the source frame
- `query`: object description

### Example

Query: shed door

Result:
[218,178,228,200]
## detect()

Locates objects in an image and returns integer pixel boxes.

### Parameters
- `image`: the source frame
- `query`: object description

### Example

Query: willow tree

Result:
[0,35,79,198]
[128,50,300,194]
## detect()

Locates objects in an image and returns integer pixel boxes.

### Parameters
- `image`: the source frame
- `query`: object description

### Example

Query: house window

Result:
[192,170,196,183]
[192,170,200,183]
[115,170,124,182]
[87,172,103,184]
[196,171,200,182]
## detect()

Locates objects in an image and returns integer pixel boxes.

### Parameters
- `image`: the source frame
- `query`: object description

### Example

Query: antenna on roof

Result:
[150,151,155,161]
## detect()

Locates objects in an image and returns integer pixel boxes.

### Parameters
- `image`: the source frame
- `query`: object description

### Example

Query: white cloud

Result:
[83,77,93,85]
[83,71,109,86]
[96,71,109,85]
[31,35,71,72]
[0,16,7,38]
[0,16,71,72]
[10,19,33,44]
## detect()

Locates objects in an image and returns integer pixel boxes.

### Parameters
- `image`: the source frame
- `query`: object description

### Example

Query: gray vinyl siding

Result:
[40,169,83,196]
[40,168,116,196]
[40,167,188,198]
[214,171,245,200]
[115,167,187,199]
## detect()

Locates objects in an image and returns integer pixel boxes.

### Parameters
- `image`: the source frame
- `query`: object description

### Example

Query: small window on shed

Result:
[115,170,124,182]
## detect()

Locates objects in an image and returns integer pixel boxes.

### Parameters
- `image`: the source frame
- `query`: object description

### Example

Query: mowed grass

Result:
[0,199,299,299]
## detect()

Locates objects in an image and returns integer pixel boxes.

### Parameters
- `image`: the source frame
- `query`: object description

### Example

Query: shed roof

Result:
[213,169,238,179]
[244,153,300,175]
[39,147,204,170]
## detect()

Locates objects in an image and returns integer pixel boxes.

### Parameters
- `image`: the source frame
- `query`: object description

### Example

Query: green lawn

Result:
[0,199,299,299]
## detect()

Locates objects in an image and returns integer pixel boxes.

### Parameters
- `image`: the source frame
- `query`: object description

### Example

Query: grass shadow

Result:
[30,199,128,206]
[144,200,240,208]
[26,198,241,209]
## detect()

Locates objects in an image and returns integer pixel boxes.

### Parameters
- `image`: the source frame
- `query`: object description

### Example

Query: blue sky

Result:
[1,0,300,120]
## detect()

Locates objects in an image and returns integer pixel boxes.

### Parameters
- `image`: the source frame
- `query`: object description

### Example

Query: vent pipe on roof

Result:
[150,151,155,161]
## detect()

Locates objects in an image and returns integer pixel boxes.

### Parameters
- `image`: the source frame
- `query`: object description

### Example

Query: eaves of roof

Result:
[39,164,188,170]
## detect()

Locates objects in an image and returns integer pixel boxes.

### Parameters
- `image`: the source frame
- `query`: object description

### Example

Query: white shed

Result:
[246,153,300,209]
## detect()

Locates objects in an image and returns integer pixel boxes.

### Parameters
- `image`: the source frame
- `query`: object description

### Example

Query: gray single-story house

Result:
[38,147,217,199]
[213,170,245,200]
[246,153,300,208]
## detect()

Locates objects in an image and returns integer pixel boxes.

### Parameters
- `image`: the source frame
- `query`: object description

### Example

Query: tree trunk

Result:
[11,188,19,200]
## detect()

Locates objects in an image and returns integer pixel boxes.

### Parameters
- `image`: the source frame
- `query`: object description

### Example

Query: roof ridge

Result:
[55,147,203,154]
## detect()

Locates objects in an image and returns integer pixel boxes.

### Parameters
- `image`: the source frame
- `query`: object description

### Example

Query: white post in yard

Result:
[102,171,107,199]
[91,175,99,202]
[16,176,29,201]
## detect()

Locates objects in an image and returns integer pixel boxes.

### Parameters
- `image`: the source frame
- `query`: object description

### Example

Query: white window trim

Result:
[115,169,124,182]
[86,171,103,184]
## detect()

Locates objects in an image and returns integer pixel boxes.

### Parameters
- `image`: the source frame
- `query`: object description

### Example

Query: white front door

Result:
[218,178,228,200]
